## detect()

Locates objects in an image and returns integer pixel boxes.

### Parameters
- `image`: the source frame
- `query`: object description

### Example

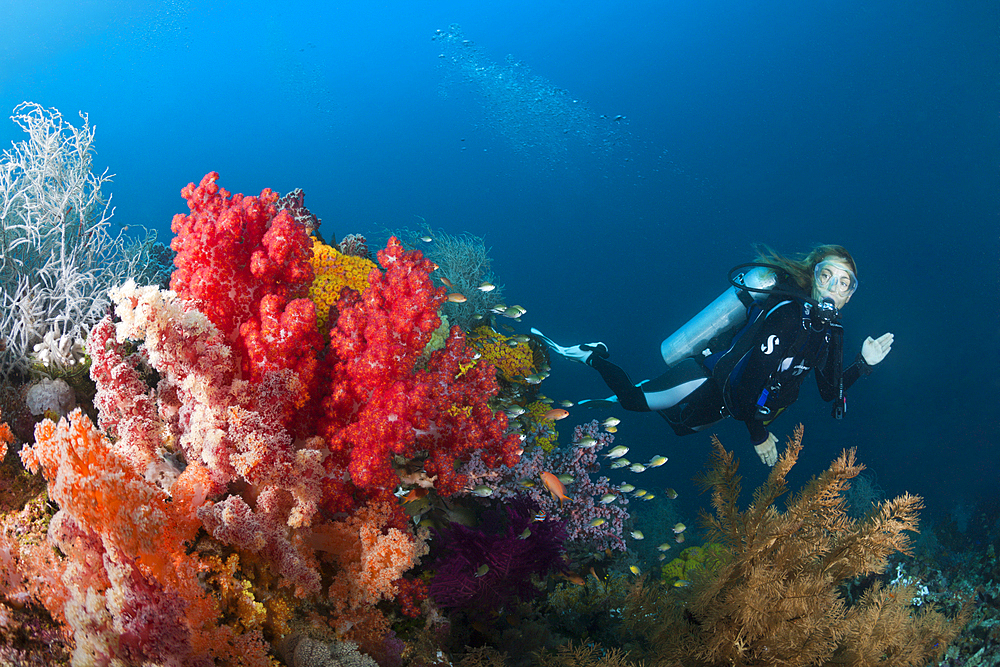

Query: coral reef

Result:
[2,154,984,665]
[1,172,524,665]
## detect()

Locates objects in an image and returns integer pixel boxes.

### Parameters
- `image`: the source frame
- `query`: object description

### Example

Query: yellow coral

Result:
[309,239,377,332]
[447,405,473,418]
[524,400,560,452]
[205,553,268,634]
[423,314,450,355]
[203,549,296,642]
[660,543,728,585]
[466,326,537,384]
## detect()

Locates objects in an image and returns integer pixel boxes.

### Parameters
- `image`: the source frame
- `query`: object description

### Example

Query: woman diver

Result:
[532,244,894,466]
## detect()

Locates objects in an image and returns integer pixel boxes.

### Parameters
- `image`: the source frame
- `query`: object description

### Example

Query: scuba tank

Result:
[660,266,777,368]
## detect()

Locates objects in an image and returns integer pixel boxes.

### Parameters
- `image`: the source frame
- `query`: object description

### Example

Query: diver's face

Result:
[811,256,855,309]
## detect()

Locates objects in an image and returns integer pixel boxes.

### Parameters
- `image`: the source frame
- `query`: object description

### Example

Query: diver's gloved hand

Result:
[754,432,779,467]
[862,332,894,366]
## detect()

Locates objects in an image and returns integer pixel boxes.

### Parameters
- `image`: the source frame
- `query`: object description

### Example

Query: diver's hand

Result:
[754,433,779,467]
[862,333,894,366]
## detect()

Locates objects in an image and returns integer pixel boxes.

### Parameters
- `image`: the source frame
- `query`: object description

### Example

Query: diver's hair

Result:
[753,243,857,291]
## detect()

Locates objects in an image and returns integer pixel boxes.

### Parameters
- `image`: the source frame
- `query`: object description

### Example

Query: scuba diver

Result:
[532,244,894,467]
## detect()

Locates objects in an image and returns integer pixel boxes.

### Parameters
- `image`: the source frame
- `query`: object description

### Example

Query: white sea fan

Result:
[0,103,159,385]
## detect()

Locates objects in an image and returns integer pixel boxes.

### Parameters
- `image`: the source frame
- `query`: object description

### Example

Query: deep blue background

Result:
[2,0,997,522]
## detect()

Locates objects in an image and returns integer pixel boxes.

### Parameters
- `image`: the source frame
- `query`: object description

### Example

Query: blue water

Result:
[2,0,997,519]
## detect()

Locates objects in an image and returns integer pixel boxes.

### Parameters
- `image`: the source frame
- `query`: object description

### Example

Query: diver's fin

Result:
[575,396,620,408]
[530,327,608,364]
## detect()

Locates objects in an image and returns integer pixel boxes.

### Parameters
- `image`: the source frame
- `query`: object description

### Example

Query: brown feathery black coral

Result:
[534,641,642,667]
[640,425,967,667]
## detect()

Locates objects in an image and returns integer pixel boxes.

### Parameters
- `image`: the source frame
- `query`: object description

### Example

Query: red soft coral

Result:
[320,238,521,505]
[170,172,323,424]
[417,329,522,495]
[170,172,279,340]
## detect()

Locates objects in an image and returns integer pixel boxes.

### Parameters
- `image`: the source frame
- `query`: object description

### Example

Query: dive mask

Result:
[813,260,858,298]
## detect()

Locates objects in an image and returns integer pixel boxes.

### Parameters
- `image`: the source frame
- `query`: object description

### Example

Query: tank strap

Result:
[736,287,757,309]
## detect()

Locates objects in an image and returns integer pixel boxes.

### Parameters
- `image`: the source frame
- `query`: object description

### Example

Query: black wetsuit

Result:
[589,283,872,446]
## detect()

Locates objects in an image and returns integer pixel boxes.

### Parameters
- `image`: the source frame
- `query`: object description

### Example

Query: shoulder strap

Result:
[710,299,773,382]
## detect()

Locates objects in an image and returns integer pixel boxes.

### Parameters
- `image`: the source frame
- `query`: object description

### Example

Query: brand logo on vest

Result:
[761,335,779,354]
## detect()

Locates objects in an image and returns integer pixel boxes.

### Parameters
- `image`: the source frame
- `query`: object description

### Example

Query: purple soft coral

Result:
[429,496,567,615]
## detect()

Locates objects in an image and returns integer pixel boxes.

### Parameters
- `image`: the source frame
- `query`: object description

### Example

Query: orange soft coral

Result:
[23,410,175,558]
[0,409,12,460]
[308,500,428,622]
[20,410,273,666]
[309,239,377,332]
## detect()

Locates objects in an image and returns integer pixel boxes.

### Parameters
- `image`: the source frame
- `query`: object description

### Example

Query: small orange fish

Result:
[542,408,569,421]
[441,276,453,287]
[589,566,607,588]
[400,487,429,504]
[540,471,571,506]
[558,570,587,586]
[446,293,467,303]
